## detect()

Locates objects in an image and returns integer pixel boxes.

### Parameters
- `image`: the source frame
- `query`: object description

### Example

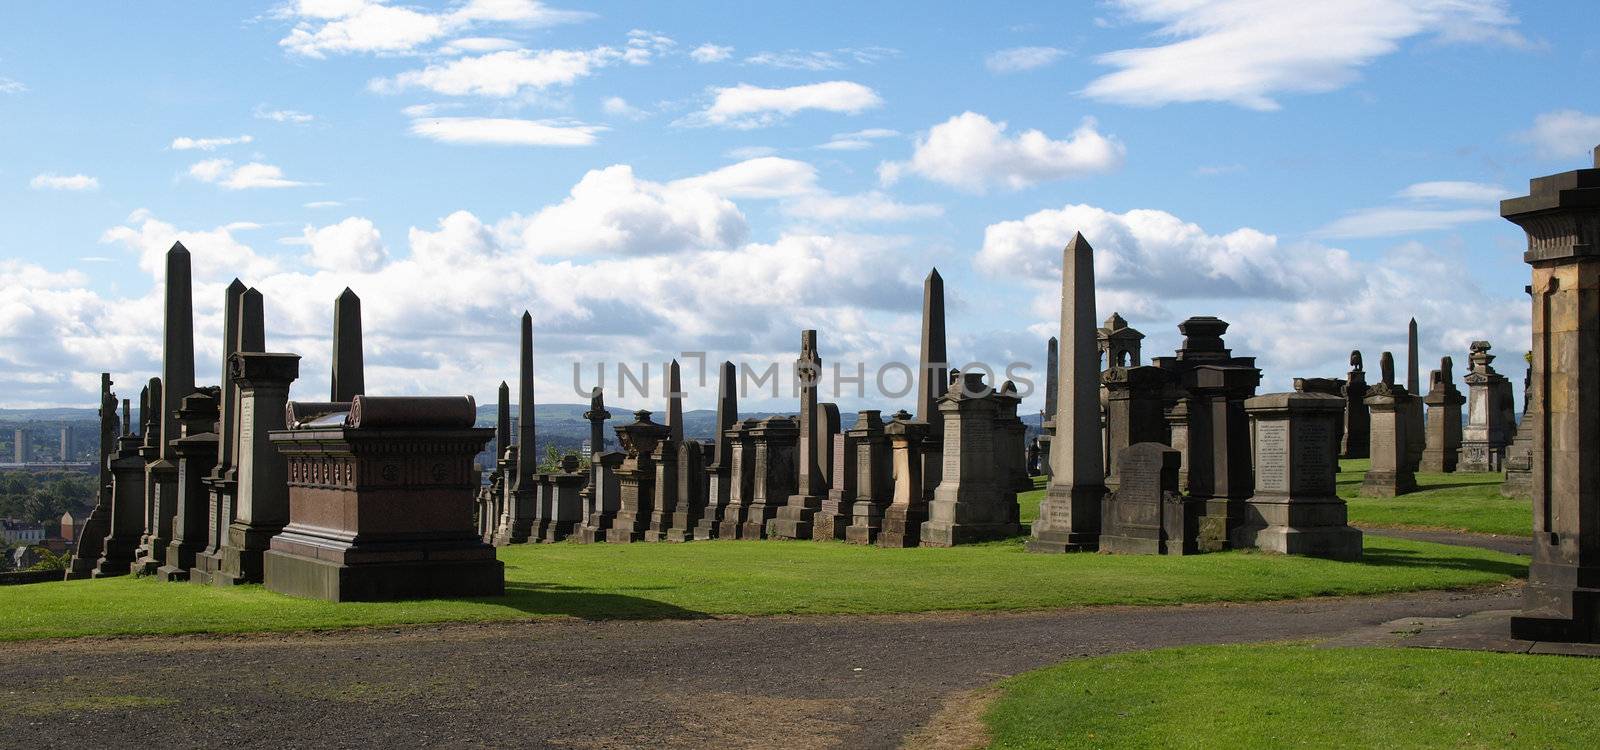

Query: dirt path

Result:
[2,585,1521,749]
[1361,527,1532,556]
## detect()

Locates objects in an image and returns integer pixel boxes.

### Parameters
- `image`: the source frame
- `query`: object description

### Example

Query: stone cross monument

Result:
[770,331,825,539]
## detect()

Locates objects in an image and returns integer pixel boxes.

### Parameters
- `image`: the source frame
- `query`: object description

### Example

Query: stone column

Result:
[695,362,737,540]
[495,312,538,546]
[1360,353,1417,497]
[916,269,949,499]
[816,402,841,491]
[608,410,668,543]
[1404,318,1425,473]
[1341,351,1370,459]
[664,441,707,542]
[1421,358,1466,473]
[1188,363,1259,552]
[1101,365,1176,491]
[217,351,299,585]
[1029,234,1107,554]
[1231,392,1362,559]
[157,390,220,581]
[330,288,364,402]
[994,381,1030,496]
[714,419,758,539]
[1506,148,1600,642]
[578,385,610,536]
[770,332,824,539]
[1460,341,1515,472]
[741,416,799,540]
[812,430,859,541]
[844,410,891,544]
[576,451,624,543]
[646,437,680,541]
[1037,336,1057,479]
[195,285,260,585]
[91,413,148,578]
[923,373,1018,546]
[877,411,928,548]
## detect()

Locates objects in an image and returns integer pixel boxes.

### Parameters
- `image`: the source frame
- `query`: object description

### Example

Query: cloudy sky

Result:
[2,1,1596,414]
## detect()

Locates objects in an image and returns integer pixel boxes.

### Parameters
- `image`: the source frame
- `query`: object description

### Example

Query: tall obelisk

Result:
[161,242,196,456]
[1027,233,1104,553]
[916,268,948,500]
[499,311,537,545]
[331,288,364,402]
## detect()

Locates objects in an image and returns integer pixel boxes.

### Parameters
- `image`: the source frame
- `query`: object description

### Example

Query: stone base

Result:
[689,517,721,541]
[91,540,139,579]
[876,506,926,548]
[1360,470,1418,497]
[1419,449,1458,474]
[663,512,702,542]
[491,519,534,546]
[536,519,578,543]
[1458,443,1503,474]
[156,541,203,582]
[1501,469,1532,499]
[1097,534,1164,555]
[740,502,781,540]
[606,514,651,543]
[575,526,607,543]
[810,510,850,541]
[1232,497,1362,561]
[1027,484,1104,553]
[264,550,504,602]
[767,497,822,540]
[216,522,285,585]
[920,520,1020,548]
[154,564,190,582]
[1023,530,1098,553]
[1510,573,1600,643]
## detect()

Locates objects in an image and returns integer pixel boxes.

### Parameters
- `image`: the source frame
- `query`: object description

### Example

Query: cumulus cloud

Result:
[29,173,100,191]
[780,192,943,223]
[278,0,592,58]
[500,164,749,256]
[686,81,883,129]
[188,159,310,189]
[170,134,254,151]
[301,217,388,272]
[985,46,1067,73]
[879,112,1124,192]
[1515,109,1600,161]
[100,210,279,281]
[690,43,733,63]
[373,46,622,97]
[408,116,605,146]
[1084,0,1533,110]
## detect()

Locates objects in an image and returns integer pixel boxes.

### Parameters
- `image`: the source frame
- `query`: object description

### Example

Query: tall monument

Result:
[331,288,364,402]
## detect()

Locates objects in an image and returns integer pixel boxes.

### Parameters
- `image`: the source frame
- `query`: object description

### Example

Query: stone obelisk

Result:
[497,312,537,545]
[1038,335,1058,478]
[696,361,738,539]
[331,288,364,402]
[1027,233,1104,553]
[497,381,512,456]
[162,242,197,458]
[666,360,685,442]
[916,269,948,500]
[1404,318,1425,473]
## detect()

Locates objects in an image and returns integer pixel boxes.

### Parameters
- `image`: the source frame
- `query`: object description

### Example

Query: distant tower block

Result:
[12,428,23,464]
[59,426,70,461]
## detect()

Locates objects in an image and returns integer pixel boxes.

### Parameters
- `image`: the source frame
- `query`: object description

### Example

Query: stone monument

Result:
[741,416,799,539]
[878,411,927,548]
[843,410,892,544]
[1361,352,1418,497]
[608,410,669,544]
[1098,443,1200,555]
[1341,351,1370,459]
[1421,357,1466,473]
[1233,391,1362,560]
[770,332,826,539]
[1460,341,1516,472]
[922,372,1020,546]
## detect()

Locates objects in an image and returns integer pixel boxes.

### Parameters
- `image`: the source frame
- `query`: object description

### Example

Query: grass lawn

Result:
[1339,459,1532,536]
[0,532,1522,641]
[985,644,1600,749]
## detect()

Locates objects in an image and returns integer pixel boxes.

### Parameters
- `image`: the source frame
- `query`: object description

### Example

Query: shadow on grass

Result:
[1359,547,1527,579]
[491,581,710,621]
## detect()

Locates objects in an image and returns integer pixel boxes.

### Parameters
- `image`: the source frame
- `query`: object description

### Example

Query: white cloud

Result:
[879,112,1124,192]
[501,164,748,256]
[744,47,896,71]
[188,159,310,189]
[101,210,279,280]
[725,145,777,160]
[1084,0,1532,110]
[278,0,592,58]
[670,157,818,199]
[408,116,604,146]
[690,43,733,63]
[302,217,388,272]
[29,173,100,191]
[1315,179,1509,238]
[781,192,943,223]
[372,46,621,97]
[1394,181,1509,203]
[602,96,647,119]
[622,29,675,65]
[985,46,1067,73]
[0,77,25,94]
[1516,109,1600,161]
[817,128,899,151]
[687,81,883,129]
[255,106,315,124]
[304,200,344,209]
[438,36,520,55]
[170,134,254,151]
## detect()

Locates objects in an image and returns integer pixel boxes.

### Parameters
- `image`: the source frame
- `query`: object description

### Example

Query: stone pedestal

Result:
[1099,443,1201,555]
[1102,366,1176,491]
[878,416,927,548]
[264,396,501,602]
[922,373,1020,546]
[646,439,680,542]
[1421,363,1465,473]
[663,441,709,542]
[538,455,586,542]
[576,451,623,543]
[1502,407,1534,499]
[492,446,536,546]
[609,411,669,544]
[1460,341,1517,473]
[714,420,758,539]
[158,391,220,581]
[812,432,858,541]
[845,411,892,544]
[1505,150,1600,642]
[1233,392,1362,560]
[1341,354,1370,459]
[216,352,299,585]
[92,434,147,578]
[740,416,798,540]
[1362,380,1418,497]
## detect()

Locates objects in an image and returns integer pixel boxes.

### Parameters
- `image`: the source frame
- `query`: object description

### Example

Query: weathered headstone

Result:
[1505,148,1600,642]
[92,384,151,578]
[540,453,586,542]
[1460,341,1516,472]
[576,451,624,543]
[878,411,927,548]
[194,285,261,585]
[1293,377,1345,469]
[741,416,799,539]
[1502,351,1534,499]
[1361,352,1418,497]
[812,430,858,540]
[1099,443,1199,555]
[1101,365,1177,490]
[770,332,825,539]
[1037,336,1057,479]
[212,350,298,585]
[1233,392,1362,560]
[1342,351,1370,459]
[608,410,669,543]
[265,395,501,601]
[994,380,1031,495]
[663,441,708,542]
[1421,357,1466,473]
[916,269,949,501]
[923,372,1020,546]
[844,410,891,544]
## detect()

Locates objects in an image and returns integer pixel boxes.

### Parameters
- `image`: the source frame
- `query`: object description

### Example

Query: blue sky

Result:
[2,0,1597,413]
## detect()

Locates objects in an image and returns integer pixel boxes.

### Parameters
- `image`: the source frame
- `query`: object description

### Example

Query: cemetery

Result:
[3,4,1598,744]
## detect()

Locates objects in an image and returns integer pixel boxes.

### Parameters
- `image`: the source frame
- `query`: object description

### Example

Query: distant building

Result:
[1,519,46,545]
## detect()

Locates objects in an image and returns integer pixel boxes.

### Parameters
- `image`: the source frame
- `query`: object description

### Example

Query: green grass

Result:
[0,533,1522,641]
[1340,459,1532,536]
[985,644,1600,749]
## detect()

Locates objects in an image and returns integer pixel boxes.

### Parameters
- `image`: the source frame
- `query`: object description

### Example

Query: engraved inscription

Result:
[1255,420,1289,494]
[1293,420,1333,494]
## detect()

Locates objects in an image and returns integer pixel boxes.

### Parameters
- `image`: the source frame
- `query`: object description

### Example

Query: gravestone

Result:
[770,332,826,539]
[1102,365,1177,490]
[1460,341,1517,472]
[264,396,501,601]
[214,351,299,585]
[664,441,709,542]
[576,451,624,543]
[1098,312,1145,368]
[994,380,1030,495]
[330,288,364,402]
[1505,148,1600,642]
[157,389,220,581]
[646,436,681,541]
[1029,234,1107,553]
[1361,352,1418,497]
[1037,336,1057,479]
[494,312,538,546]
[1233,392,1362,560]
[1099,442,1199,555]
[1293,377,1345,468]
[1342,351,1371,458]
[923,372,1020,546]
[194,285,262,585]
[741,416,800,539]
[878,411,928,548]
[1421,357,1466,473]
[1404,318,1425,474]
[540,454,586,542]
[916,269,949,503]
[92,386,152,578]
[715,419,759,539]
[696,361,738,539]
[812,430,858,540]
[844,410,892,544]
[608,410,669,544]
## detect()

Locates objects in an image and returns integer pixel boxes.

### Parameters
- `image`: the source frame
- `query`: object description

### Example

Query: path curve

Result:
[1361,527,1532,557]
[2,585,1521,749]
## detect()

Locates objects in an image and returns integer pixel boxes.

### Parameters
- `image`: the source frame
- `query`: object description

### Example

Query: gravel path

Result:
[3,585,1521,749]
[1361,527,1532,556]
